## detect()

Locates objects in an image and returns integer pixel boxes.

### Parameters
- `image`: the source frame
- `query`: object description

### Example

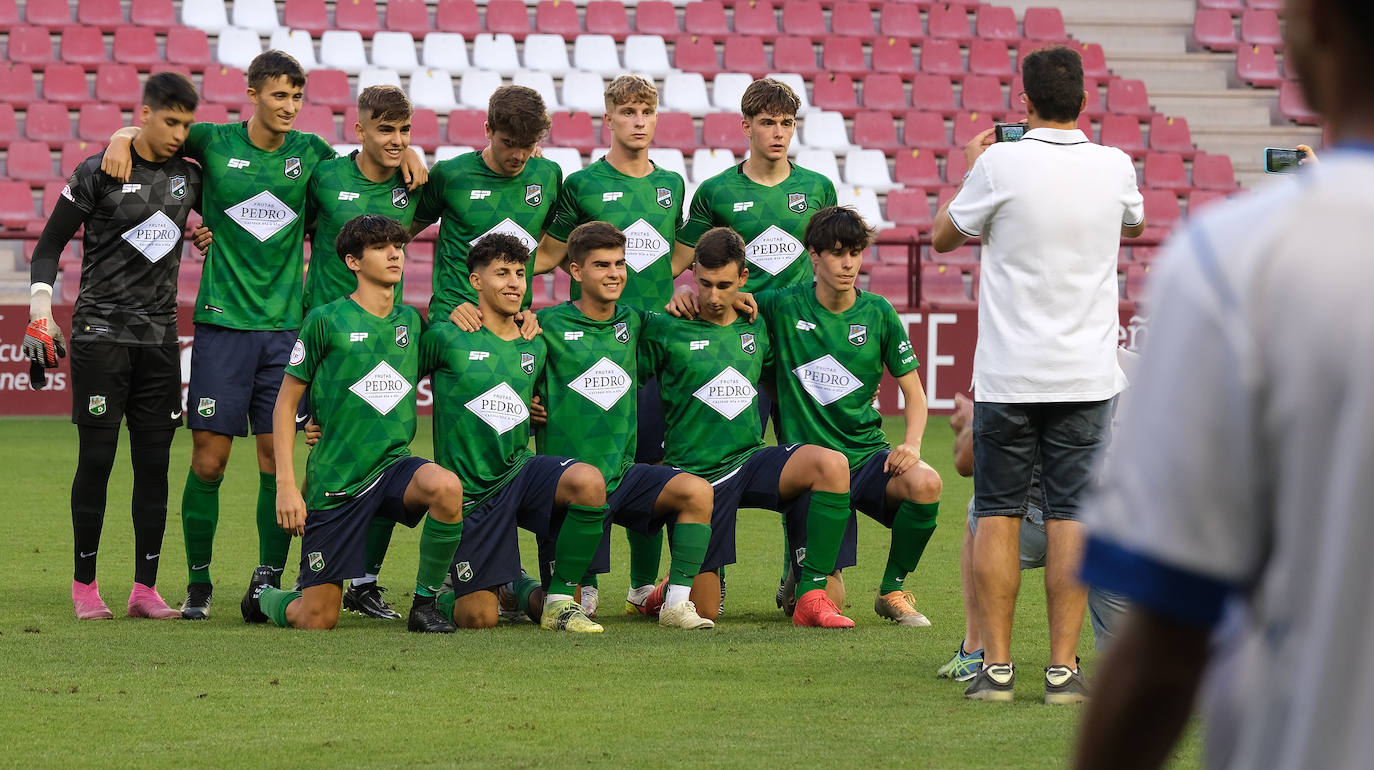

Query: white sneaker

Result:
[658,600,715,630]
[579,585,599,618]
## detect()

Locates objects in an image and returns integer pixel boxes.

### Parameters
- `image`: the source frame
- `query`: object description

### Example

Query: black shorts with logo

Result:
[69,337,182,430]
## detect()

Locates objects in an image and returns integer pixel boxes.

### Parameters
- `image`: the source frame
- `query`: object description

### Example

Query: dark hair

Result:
[468,233,529,273]
[566,221,626,265]
[247,50,307,90]
[740,78,801,119]
[803,206,877,253]
[1021,45,1085,123]
[694,227,747,273]
[143,72,198,113]
[357,85,412,123]
[487,85,550,146]
[336,214,410,265]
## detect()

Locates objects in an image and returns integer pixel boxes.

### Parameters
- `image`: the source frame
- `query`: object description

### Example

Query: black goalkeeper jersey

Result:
[63,149,202,346]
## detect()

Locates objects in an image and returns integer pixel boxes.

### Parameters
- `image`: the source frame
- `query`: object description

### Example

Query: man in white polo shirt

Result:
[1074,0,1374,766]
[932,44,1145,703]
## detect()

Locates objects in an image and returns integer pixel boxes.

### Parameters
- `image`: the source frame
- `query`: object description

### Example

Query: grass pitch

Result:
[0,416,1199,768]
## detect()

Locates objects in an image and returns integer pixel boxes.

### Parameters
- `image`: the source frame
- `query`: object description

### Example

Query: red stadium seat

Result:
[921,263,973,309]
[446,108,488,146]
[8,140,58,180]
[164,27,211,70]
[385,0,431,35]
[193,103,229,124]
[1247,0,1283,9]
[0,0,15,28]
[1099,114,1146,156]
[649,111,696,152]
[202,66,248,105]
[703,112,749,154]
[1022,7,1067,42]
[1106,79,1152,117]
[959,74,1005,114]
[131,0,176,28]
[335,0,382,35]
[723,36,768,77]
[927,4,972,42]
[1240,9,1281,45]
[780,0,827,37]
[733,0,780,39]
[1192,153,1238,190]
[773,36,821,78]
[633,1,679,36]
[1078,43,1110,79]
[405,110,445,149]
[830,1,875,38]
[113,26,161,68]
[1123,264,1151,303]
[95,63,142,108]
[885,187,934,228]
[1143,152,1189,190]
[548,111,596,152]
[920,40,965,78]
[975,6,1018,41]
[79,0,125,31]
[968,40,1013,80]
[953,111,995,147]
[77,103,123,142]
[868,264,912,303]
[434,0,481,36]
[61,140,102,173]
[911,74,958,116]
[1197,0,1244,8]
[0,103,17,146]
[37,181,69,230]
[43,63,91,104]
[901,110,949,149]
[894,148,942,187]
[673,35,719,75]
[862,73,908,111]
[1078,75,1105,118]
[9,26,56,67]
[813,73,859,114]
[534,0,579,37]
[1141,189,1181,233]
[1193,9,1239,52]
[944,151,968,182]
[1279,80,1318,124]
[0,181,39,231]
[1187,189,1227,214]
[0,64,39,107]
[307,69,353,110]
[1236,44,1282,87]
[25,0,72,27]
[292,104,338,141]
[61,25,111,68]
[683,0,729,36]
[853,110,902,152]
[878,2,920,38]
[870,37,916,77]
[1148,115,1194,155]
[586,0,631,38]
[821,37,867,76]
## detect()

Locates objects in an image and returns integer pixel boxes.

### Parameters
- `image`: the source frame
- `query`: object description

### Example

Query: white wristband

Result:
[31,282,54,297]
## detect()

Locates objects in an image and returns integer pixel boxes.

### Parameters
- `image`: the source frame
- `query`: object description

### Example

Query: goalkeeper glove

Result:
[23,285,67,368]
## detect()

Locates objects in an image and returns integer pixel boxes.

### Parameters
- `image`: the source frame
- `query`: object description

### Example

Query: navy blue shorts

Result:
[581,462,683,575]
[186,323,298,436]
[298,455,430,589]
[756,390,782,441]
[450,455,573,598]
[784,450,898,577]
[634,377,666,464]
[693,444,810,572]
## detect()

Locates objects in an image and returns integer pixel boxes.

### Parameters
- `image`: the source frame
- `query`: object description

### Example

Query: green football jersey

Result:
[285,298,421,510]
[183,121,336,330]
[534,301,642,493]
[414,151,562,320]
[758,285,920,470]
[677,162,837,296]
[302,152,419,312]
[422,322,545,508]
[640,312,773,482]
[544,158,686,312]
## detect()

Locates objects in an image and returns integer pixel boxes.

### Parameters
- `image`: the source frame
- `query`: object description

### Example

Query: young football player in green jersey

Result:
[424,234,607,633]
[757,207,943,626]
[534,222,715,629]
[101,51,428,621]
[242,215,465,634]
[412,85,560,328]
[641,227,855,626]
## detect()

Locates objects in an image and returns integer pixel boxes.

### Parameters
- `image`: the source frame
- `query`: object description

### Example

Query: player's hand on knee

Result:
[514,309,542,340]
[450,302,483,332]
[884,443,921,476]
[529,395,547,426]
[733,292,758,322]
[24,291,67,367]
[304,419,322,447]
[191,226,213,255]
[664,287,700,319]
[276,485,308,536]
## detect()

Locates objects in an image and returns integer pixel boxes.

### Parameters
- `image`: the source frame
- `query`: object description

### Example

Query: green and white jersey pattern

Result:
[183,121,336,330]
[545,158,686,312]
[534,301,642,493]
[303,152,419,312]
[640,312,772,483]
[677,162,837,296]
[285,298,421,510]
[414,151,561,319]
[758,285,919,470]
[422,323,545,508]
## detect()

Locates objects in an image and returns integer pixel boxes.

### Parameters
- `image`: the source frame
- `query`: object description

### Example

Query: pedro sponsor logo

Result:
[197,397,216,417]
[88,394,107,415]
[348,361,413,415]
[622,218,669,272]
[568,357,631,411]
[792,354,863,406]
[745,225,804,276]
[464,383,528,434]
[691,366,756,420]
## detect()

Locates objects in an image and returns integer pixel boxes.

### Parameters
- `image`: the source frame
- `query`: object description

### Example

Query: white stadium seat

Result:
[371,31,419,72]
[269,29,318,70]
[560,71,607,114]
[333,143,362,156]
[522,33,572,77]
[711,73,752,113]
[623,35,672,78]
[766,72,814,114]
[648,148,688,180]
[690,148,736,182]
[843,149,899,193]
[573,35,622,76]
[181,0,228,33]
[837,185,893,229]
[422,33,469,72]
[358,67,402,91]
[459,69,503,109]
[513,70,561,111]
[471,33,521,77]
[800,110,854,152]
[434,145,475,162]
[796,148,843,188]
[661,73,712,117]
[540,146,585,179]
[231,0,281,35]
[409,68,459,111]
[216,27,263,70]
[320,30,368,75]
[589,147,609,163]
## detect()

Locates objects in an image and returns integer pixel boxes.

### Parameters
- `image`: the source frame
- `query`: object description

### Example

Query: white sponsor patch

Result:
[120,210,181,263]
[469,350,490,360]
[689,340,709,351]
[338,191,360,201]
[692,366,756,420]
[567,356,631,411]
[60,184,74,202]
[745,225,804,276]
[122,183,142,193]
[732,201,754,212]
[349,332,368,342]
[348,360,412,415]
[471,217,537,252]
[289,339,305,365]
[464,382,528,434]
[225,190,298,243]
[622,218,669,273]
[602,191,623,202]
[791,354,863,406]
[470,190,491,200]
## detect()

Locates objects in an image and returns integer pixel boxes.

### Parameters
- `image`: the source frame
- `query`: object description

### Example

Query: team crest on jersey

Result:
[614,321,630,344]
[740,333,756,354]
[395,325,409,347]
[525,184,542,206]
[454,561,474,582]
[169,175,187,200]
[848,324,868,346]
[284,157,302,179]
[520,352,535,375]
[308,551,325,572]
[88,395,106,415]
[656,187,672,209]
[197,397,216,417]
[391,187,408,209]
[788,193,807,213]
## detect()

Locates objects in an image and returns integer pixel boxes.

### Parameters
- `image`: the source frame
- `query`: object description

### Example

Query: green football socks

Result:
[256,472,290,570]
[512,572,542,622]
[550,504,609,595]
[414,516,463,597]
[181,468,221,584]
[880,500,939,594]
[627,528,665,588]
[257,586,301,628]
[667,523,710,588]
[797,490,851,599]
[436,589,456,623]
[363,516,396,578]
